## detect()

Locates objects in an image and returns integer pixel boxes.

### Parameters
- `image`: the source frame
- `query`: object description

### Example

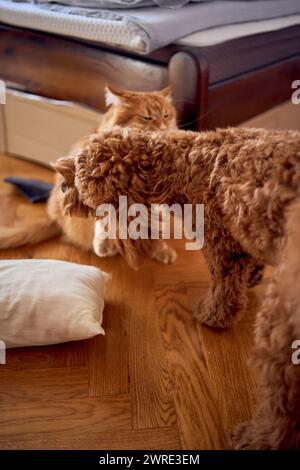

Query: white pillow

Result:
[0,259,108,348]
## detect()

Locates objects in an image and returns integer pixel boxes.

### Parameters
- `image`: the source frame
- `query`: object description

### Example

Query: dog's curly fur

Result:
[0,86,177,268]
[54,126,300,449]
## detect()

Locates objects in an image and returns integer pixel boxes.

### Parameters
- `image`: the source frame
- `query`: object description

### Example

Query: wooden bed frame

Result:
[1,24,299,130]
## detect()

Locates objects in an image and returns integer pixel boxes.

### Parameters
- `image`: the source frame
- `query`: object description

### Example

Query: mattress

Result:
[1,0,300,54]
[177,14,300,47]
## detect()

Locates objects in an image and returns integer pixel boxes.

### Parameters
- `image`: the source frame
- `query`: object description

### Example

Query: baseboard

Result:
[0,104,6,153]
[3,89,101,166]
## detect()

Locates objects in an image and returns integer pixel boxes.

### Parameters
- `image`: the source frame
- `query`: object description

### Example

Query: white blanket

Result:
[2,0,300,53]
[11,0,274,9]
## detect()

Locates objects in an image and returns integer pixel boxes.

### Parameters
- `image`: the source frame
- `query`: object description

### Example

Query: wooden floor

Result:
[0,153,271,450]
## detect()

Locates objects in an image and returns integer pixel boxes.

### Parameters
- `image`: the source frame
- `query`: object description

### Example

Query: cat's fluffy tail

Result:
[0,219,61,249]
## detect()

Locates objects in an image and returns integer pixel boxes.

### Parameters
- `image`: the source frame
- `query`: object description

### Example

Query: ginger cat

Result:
[100,86,176,131]
[1,85,177,268]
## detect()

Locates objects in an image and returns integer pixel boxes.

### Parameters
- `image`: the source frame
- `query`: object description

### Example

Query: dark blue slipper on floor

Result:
[4,177,54,203]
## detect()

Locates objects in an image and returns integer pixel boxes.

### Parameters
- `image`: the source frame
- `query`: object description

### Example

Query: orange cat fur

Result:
[0,86,177,267]
[100,85,177,131]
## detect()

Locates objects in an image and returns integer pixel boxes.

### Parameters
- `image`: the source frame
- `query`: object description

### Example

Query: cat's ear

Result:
[105,85,124,107]
[160,86,172,102]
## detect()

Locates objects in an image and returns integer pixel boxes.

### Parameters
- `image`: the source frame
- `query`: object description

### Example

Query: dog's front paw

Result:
[193,298,235,329]
[93,238,119,258]
[153,243,177,265]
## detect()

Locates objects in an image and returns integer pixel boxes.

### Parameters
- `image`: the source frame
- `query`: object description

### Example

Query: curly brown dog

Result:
[54,127,300,449]
[0,86,177,268]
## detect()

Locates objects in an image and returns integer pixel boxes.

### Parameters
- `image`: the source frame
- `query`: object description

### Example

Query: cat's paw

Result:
[93,238,119,258]
[153,243,177,265]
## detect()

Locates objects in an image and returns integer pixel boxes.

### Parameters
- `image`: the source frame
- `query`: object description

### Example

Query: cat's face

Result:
[104,86,177,130]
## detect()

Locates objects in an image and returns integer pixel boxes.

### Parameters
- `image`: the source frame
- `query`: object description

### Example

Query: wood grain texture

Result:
[0,367,89,403]
[0,26,167,112]
[201,56,300,130]
[0,395,132,439]
[121,266,176,429]
[49,341,88,368]
[88,275,129,397]
[189,285,257,441]
[0,153,261,449]
[155,283,226,449]
[0,426,181,450]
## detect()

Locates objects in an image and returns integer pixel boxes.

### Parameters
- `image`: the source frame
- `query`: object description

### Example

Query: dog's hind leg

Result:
[194,224,254,328]
[233,199,300,449]
[231,275,300,449]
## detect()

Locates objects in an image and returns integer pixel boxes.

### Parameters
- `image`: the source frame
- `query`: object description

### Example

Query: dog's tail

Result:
[278,199,300,336]
[0,219,61,249]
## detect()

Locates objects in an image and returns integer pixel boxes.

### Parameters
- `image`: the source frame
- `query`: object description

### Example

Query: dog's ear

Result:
[52,156,75,185]
[75,145,128,210]
[52,156,90,218]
